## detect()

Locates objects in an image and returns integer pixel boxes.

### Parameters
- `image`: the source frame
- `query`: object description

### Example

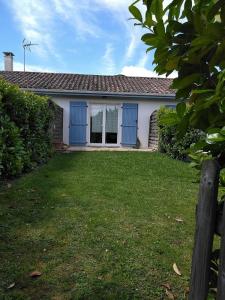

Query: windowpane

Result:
[105,105,118,144]
[90,105,103,143]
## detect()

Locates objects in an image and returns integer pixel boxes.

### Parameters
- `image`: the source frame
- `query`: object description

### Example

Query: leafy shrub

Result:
[0,79,56,179]
[0,114,26,177]
[157,107,203,161]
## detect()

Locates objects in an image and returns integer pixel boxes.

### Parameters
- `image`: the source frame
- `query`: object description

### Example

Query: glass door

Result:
[105,105,118,144]
[90,105,103,144]
[90,104,119,146]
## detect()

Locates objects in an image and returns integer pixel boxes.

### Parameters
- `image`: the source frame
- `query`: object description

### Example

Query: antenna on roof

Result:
[22,39,39,72]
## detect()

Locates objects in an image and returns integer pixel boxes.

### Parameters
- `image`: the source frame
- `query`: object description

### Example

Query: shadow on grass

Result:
[0,152,147,300]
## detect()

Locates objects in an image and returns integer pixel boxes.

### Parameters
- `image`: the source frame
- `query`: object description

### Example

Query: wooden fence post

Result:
[189,159,220,300]
[217,200,225,299]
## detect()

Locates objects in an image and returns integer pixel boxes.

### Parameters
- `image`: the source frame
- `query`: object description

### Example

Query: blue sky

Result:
[0,0,172,77]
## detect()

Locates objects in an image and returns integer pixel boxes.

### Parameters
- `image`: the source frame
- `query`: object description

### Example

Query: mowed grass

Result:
[0,152,198,300]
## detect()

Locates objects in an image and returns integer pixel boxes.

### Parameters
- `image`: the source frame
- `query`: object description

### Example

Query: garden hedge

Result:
[0,78,56,179]
[157,107,203,161]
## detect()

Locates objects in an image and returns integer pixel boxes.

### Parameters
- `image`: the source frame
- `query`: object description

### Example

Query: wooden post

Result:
[189,159,220,300]
[217,201,225,299]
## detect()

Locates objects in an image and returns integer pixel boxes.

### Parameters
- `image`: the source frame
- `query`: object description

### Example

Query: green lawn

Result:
[0,152,198,300]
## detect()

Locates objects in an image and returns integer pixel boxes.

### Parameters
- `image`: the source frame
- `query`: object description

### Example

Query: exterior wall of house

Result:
[52,96,176,149]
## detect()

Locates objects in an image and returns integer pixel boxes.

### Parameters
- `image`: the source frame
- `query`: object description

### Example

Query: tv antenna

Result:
[22,39,39,71]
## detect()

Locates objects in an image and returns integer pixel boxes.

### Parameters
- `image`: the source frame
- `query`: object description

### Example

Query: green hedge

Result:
[157,107,203,161]
[0,79,56,178]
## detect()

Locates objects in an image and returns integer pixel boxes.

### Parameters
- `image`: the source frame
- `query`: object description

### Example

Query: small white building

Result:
[1,52,176,149]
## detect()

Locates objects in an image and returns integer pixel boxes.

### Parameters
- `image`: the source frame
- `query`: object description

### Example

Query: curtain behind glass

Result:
[106,106,118,133]
[91,108,103,133]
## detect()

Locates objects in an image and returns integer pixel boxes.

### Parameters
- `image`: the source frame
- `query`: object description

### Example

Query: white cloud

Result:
[52,0,103,38]
[125,31,139,61]
[102,44,115,74]
[121,65,177,78]
[0,60,55,73]
[51,0,132,40]
[95,0,130,10]
[94,0,142,63]
[137,54,148,68]
[14,62,55,73]
[8,0,57,59]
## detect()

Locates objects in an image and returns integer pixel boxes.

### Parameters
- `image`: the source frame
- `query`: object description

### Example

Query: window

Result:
[105,105,118,144]
[90,104,119,145]
[90,105,103,143]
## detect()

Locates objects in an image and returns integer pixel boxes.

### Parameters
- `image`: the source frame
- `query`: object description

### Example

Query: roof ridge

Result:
[0,70,174,81]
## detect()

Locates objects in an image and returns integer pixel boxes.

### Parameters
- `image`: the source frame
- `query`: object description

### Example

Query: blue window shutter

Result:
[69,102,87,145]
[121,103,138,146]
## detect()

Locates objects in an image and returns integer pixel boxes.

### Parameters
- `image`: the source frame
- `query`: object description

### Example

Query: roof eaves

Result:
[21,88,176,100]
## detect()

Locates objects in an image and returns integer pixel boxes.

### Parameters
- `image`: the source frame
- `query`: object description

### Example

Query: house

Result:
[0,52,176,149]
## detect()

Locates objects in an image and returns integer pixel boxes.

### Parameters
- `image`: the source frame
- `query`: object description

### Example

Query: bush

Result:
[157,107,203,161]
[0,79,56,179]
[0,115,26,177]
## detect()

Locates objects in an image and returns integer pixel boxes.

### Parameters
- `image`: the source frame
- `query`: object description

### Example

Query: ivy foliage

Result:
[129,0,225,162]
[0,79,56,179]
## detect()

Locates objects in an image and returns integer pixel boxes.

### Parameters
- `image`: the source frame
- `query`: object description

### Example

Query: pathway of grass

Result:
[0,152,198,299]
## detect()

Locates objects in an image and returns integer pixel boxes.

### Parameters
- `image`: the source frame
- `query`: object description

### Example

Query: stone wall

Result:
[148,110,159,149]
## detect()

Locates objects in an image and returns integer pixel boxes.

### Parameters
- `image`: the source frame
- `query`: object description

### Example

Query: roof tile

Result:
[0,71,174,95]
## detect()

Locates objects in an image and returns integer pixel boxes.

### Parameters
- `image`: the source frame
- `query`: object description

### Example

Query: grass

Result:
[0,151,198,300]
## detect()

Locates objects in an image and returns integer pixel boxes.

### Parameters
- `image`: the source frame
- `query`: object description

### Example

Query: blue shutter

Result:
[69,102,87,145]
[121,103,138,146]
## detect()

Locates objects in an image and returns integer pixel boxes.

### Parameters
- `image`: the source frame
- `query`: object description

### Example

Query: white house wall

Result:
[52,96,176,149]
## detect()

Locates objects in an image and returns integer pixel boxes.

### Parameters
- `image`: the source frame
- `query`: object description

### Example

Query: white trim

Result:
[87,103,121,147]
[21,88,175,99]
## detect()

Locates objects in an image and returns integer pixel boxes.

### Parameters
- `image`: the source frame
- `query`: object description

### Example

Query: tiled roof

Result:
[0,71,174,95]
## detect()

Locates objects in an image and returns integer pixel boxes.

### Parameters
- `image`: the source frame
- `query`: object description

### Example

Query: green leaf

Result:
[206,133,225,144]
[192,89,214,94]
[176,102,186,118]
[190,140,208,152]
[209,41,225,71]
[191,36,213,48]
[165,56,180,71]
[145,9,156,27]
[220,168,225,186]
[175,87,192,101]
[220,126,225,135]
[182,0,193,21]
[172,73,200,89]
[146,46,155,53]
[129,4,143,22]
[141,33,155,42]
[207,128,221,134]
[151,0,163,22]
[177,112,190,138]
[141,33,160,47]
[221,4,225,24]
[194,96,216,112]
[207,0,224,21]
[165,0,184,19]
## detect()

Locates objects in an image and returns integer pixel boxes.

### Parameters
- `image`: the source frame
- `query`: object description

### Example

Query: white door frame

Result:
[88,103,121,147]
